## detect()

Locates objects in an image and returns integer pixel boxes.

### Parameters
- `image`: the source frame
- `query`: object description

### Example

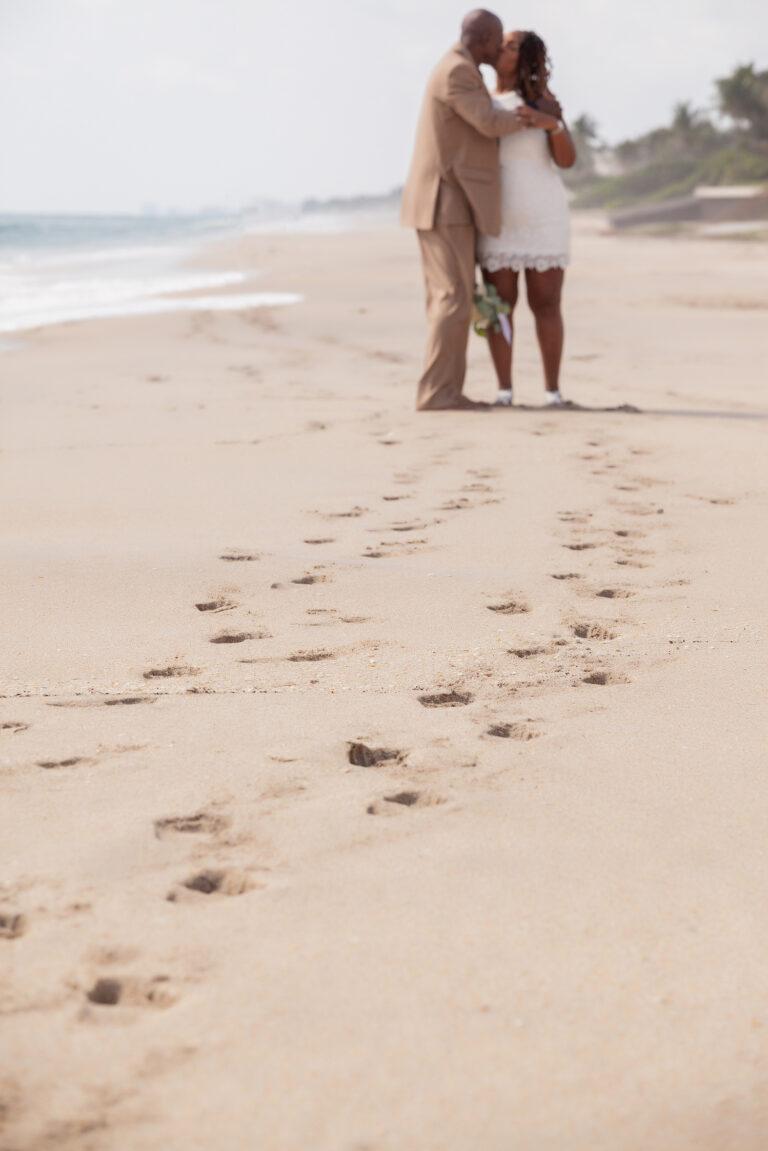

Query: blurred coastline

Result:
[0,203,402,337]
[3,180,766,340]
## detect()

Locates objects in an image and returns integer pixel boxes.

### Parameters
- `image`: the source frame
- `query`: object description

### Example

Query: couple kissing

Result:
[402,9,577,411]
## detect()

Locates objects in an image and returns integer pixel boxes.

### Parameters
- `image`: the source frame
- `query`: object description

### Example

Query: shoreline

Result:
[4,206,767,343]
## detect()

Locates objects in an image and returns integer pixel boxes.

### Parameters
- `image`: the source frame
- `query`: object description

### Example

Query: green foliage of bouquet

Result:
[472,282,512,339]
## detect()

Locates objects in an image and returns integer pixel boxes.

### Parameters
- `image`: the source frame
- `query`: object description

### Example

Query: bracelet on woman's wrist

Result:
[548,121,565,136]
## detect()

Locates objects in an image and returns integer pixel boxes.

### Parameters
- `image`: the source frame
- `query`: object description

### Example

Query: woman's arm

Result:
[518,98,577,169]
[547,120,577,169]
[539,91,577,169]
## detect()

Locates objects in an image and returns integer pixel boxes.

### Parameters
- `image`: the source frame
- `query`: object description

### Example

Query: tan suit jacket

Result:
[400,43,523,236]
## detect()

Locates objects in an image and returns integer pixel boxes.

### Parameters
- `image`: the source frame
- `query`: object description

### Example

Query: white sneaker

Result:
[494,389,514,407]
[545,390,565,406]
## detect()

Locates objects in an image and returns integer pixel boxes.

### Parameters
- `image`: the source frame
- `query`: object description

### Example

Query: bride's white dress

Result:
[477,90,570,273]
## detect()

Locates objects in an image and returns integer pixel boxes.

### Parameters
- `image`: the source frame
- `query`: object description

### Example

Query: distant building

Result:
[610,184,768,229]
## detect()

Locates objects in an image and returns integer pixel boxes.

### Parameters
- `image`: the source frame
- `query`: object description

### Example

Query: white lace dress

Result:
[477,90,570,273]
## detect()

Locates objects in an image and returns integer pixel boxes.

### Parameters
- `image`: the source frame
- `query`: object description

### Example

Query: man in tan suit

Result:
[401,10,528,410]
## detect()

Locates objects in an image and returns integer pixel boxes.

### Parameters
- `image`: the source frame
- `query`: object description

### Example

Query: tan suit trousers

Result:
[415,184,476,410]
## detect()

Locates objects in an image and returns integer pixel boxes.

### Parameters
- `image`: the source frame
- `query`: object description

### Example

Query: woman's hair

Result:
[515,31,550,104]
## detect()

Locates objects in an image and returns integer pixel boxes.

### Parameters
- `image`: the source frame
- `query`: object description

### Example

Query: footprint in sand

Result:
[438,497,476,511]
[47,696,155,709]
[461,482,495,494]
[287,649,335,662]
[418,690,473,708]
[144,665,200,680]
[195,597,236,613]
[154,811,230,840]
[564,542,599,552]
[615,502,664,518]
[595,588,634,600]
[582,670,629,686]
[558,511,593,524]
[572,623,618,641]
[348,742,405,767]
[209,630,267,644]
[304,537,335,545]
[219,550,260,563]
[487,599,530,615]
[320,506,368,520]
[292,573,330,586]
[167,868,257,901]
[551,572,583,581]
[486,722,541,741]
[104,696,155,707]
[0,910,27,939]
[366,790,445,814]
[85,975,176,1010]
[387,520,434,533]
[364,537,429,559]
[629,475,666,490]
[468,468,500,480]
[508,646,548,659]
[36,755,96,770]
[687,494,736,507]
[1,721,29,733]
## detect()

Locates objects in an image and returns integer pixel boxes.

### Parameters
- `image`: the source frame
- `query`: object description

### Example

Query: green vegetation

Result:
[567,63,768,209]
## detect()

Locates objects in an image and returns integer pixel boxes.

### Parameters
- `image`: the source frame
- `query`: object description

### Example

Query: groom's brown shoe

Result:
[418,396,491,412]
[447,396,491,411]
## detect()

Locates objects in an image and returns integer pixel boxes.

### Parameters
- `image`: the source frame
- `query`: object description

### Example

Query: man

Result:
[402,10,535,411]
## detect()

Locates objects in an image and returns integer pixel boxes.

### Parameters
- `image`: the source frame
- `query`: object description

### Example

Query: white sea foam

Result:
[0,280,301,334]
[0,215,303,336]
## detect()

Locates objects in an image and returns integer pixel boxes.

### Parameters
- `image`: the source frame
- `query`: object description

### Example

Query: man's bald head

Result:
[460,9,504,67]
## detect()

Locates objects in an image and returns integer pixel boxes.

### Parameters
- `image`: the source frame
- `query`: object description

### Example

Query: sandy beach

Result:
[2,216,768,1150]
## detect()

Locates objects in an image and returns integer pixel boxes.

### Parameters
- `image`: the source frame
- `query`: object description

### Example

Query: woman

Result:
[477,31,576,407]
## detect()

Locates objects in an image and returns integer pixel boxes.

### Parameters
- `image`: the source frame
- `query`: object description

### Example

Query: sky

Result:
[1,0,766,214]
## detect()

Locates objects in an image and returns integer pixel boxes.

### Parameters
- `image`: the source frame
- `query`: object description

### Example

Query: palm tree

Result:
[671,102,699,135]
[571,114,600,146]
[717,64,768,141]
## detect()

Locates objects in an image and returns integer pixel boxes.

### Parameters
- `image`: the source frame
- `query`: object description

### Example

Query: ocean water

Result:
[0,212,301,336]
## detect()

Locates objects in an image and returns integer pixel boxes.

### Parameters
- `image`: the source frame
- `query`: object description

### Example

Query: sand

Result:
[2,216,768,1151]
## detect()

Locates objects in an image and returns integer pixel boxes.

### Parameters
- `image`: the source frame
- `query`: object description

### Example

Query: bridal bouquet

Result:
[472,282,512,344]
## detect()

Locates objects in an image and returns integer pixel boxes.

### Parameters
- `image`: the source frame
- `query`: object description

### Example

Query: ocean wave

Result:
[0,212,301,338]
[0,285,301,334]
